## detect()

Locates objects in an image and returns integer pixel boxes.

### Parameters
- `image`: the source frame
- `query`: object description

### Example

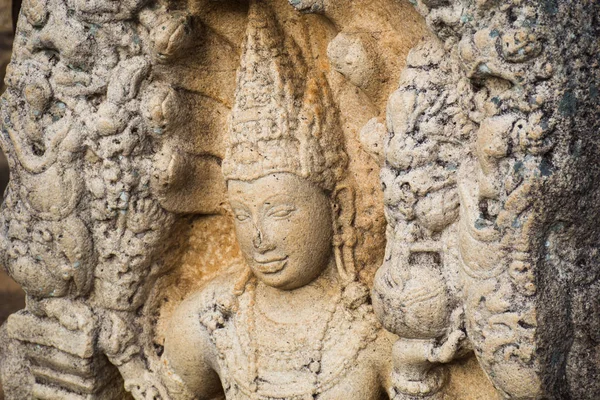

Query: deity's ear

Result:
[331,184,357,284]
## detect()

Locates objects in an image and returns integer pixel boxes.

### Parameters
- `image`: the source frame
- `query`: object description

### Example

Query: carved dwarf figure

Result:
[157,2,398,399]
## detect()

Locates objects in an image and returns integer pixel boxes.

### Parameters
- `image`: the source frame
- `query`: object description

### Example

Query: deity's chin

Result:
[254,273,306,291]
[251,264,321,291]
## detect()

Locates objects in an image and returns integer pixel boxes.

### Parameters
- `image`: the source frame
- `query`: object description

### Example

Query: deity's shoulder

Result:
[176,271,241,332]
[161,273,242,398]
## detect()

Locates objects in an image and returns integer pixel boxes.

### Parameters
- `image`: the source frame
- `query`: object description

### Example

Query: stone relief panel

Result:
[0,0,598,399]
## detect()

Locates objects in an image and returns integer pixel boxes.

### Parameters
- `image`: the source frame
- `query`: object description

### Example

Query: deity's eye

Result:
[234,211,251,222]
[267,205,296,219]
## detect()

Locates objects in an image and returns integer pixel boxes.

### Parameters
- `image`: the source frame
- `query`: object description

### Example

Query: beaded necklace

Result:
[244,279,343,398]
[206,278,380,400]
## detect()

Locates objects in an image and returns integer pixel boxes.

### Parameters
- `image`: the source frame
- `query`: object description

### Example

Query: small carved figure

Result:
[158,2,396,399]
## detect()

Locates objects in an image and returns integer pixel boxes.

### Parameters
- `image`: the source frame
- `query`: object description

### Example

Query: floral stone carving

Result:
[0,0,599,399]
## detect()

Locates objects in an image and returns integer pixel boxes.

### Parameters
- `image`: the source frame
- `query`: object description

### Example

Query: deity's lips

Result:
[253,256,288,274]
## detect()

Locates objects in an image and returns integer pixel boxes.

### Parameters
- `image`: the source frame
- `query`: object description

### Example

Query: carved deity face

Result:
[228,173,333,290]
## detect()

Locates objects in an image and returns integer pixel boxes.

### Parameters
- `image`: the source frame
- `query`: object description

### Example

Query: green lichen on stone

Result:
[559,90,577,117]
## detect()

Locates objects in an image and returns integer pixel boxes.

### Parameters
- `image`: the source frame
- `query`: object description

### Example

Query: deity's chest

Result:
[210,291,381,400]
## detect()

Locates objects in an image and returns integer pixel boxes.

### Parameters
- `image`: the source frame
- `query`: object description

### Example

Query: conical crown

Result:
[222,0,346,192]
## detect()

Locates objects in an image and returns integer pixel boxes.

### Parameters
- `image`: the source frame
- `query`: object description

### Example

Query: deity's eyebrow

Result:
[229,200,250,210]
[262,192,295,206]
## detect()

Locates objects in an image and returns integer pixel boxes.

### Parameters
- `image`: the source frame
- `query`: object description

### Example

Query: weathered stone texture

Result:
[372,1,600,399]
[0,0,599,399]
[0,1,21,398]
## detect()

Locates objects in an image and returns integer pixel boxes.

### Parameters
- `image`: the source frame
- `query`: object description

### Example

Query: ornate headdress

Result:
[222,0,347,192]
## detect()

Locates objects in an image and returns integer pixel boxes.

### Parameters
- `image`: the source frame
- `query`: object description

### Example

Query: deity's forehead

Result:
[227,173,326,205]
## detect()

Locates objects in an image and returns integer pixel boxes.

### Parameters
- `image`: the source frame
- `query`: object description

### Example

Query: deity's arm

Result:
[161,290,225,400]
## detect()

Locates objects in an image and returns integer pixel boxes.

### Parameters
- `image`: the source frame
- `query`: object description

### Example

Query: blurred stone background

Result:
[0,0,10,94]
[0,1,25,398]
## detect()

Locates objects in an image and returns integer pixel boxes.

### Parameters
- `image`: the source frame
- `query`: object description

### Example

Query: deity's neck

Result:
[255,257,340,324]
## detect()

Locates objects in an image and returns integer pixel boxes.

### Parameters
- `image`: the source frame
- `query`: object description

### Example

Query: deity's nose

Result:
[252,229,262,249]
[252,226,274,253]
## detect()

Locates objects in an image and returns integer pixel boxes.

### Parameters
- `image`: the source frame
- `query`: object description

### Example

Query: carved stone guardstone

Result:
[0,0,599,399]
